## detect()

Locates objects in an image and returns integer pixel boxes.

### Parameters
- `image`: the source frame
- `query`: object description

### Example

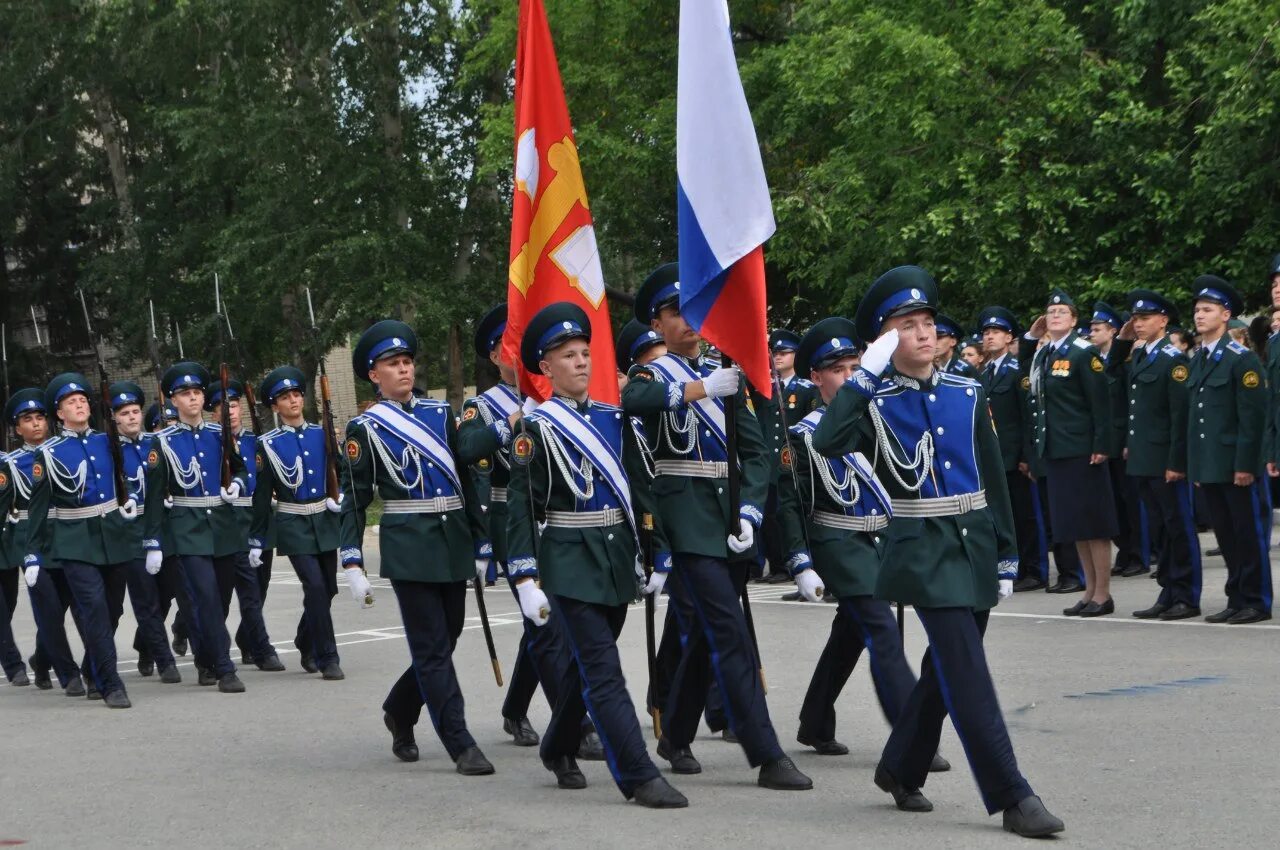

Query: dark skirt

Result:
[1045,455,1119,543]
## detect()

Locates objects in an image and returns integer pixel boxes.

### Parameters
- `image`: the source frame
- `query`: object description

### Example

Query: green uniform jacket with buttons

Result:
[1019,334,1111,459]
[1186,338,1268,484]
[1124,337,1190,478]
[456,394,513,564]
[1266,335,1280,465]
[338,399,486,583]
[752,375,815,486]
[0,461,14,569]
[2,448,41,569]
[981,354,1028,472]
[505,400,656,607]
[251,424,340,557]
[1101,339,1134,459]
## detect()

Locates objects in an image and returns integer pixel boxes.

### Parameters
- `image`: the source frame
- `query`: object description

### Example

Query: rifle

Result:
[77,290,128,507]
[146,302,165,402]
[642,511,662,739]
[29,306,50,383]
[1,323,11,452]
[219,296,263,435]
[214,275,234,490]
[175,320,185,359]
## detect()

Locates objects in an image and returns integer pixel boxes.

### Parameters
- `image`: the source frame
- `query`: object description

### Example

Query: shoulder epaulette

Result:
[939,373,981,388]
[206,422,223,433]
[156,425,179,437]
[1227,340,1249,355]
[795,378,814,388]
[1161,344,1181,358]
[1071,337,1092,350]
[591,400,622,412]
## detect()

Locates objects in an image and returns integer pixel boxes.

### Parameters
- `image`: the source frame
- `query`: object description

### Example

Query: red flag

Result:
[502,0,618,403]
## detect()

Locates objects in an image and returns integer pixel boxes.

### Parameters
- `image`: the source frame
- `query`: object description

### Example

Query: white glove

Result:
[516,580,551,627]
[521,397,540,417]
[219,481,241,503]
[701,366,741,399]
[249,548,264,568]
[860,328,901,377]
[642,571,667,596]
[345,567,373,607]
[119,498,139,520]
[163,496,174,509]
[795,568,824,603]
[325,495,343,513]
[145,550,163,575]
[998,579,1013,601]
[23,565,39,588]
[726,518,755,554]
[475,559,490,581]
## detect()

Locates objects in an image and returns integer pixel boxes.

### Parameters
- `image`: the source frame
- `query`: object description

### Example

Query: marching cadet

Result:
[338,320,493,776]
[1021,290,1118,616]
[933,314,976,378]
[25,374,136,708]
[1,445,30,686]
[109,381,181,683]
[1123,292,1201,620]
[1186,277,1272,624]
[505,301,686,807]
[780,317,948,774]
[144,399,191,659]
[251,366,353,680]
[623,262,812,791]
[813,265,1063,838]
[143,362,248,693]
[206,379,283,672]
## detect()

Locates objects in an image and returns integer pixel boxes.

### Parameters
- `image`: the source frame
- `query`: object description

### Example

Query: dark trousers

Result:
[1,568,27,680]
[1110,460,1148,570]
[158,555,191,643]
[798,595,917,742]
[383,579,475,760]
[235,549,275,661]
[754,484,783,579]
[542,595,660,797]
[62,560,127,696]
[27,568,86,686]
[667,554,783,766]
[288,552,340,668]
[178,555,236,677]
[126,558,178,672]
[1200,481,1273,612]
[1135,477,1201,607]
[501,570,573,721]
[661,573,730,742]
[1034,477,1083,584]
[881,607,1033,814]
[1006,471,1039,582]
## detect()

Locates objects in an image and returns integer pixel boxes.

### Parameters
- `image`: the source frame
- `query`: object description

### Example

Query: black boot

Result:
[874,764,932,812]
[758,757,813,790]
[1003,795,1064,837]
[384,712,419,762]
[656,737,702,774]
[543,755,586,789]
[633,776,688,808]
[503,716,540,747]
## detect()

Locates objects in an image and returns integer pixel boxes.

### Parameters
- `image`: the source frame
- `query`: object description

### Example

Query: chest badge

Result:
[1051,359,1071,377]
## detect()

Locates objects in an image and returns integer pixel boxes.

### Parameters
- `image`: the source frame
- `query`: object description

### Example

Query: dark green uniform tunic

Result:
[1186,338,1268,483]
[456,385,520,565]
[1124,337,1190,478]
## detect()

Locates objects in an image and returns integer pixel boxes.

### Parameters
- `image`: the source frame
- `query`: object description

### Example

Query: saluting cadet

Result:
[623,263,812,791]
[25,374,137,708]
[1186,277,1272,624]
[338,320,493,776]
[933,314,975,378]
[1021,290,1118,617]
[251,366,354,680]
[143,362,248,694]
[780,317,948,774]
[1122,292,1202,620]
[109,381,181,683]
[206,379,282,672]
[812,265,1063,838]
[1,445,30,686]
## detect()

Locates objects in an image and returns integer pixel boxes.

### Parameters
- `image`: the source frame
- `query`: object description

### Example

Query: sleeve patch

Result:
[255,453,265,470]
[147,449,160,468]
[1020,376,1031,390]
[1171,365,1189,383]
[780,445,792,469]
[1090,356,1104,372]
[1243,370,1260,389]
[462,406,477,421]
[513,433,535,465]
[345,438,361,462]
[0,472,7,490]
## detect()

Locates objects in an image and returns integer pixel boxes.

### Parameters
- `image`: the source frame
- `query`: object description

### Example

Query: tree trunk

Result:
[88,88,140,251]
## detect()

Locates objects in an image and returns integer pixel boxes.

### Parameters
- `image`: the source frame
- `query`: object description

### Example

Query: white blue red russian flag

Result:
[676,0,774,396]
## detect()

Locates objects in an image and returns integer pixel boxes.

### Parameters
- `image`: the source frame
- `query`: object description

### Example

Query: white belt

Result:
[233,497,253,508]
[381,496,463,514]
[489,487,508,503]
[891,490,987,518]
[171,495,223,509]
[544,508,625,528]
[655,459,729,479]
[52,503,119,521]
[276,500,328,516]
[12,510,29,522]
[812,510,889,532]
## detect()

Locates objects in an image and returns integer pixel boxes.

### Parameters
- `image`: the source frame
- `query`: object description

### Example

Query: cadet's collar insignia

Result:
[512,432,535,465]
[1243,370,1260,389]
[1171,365,1189,383]
[1090,356,1104,373]
[345,438,362,463]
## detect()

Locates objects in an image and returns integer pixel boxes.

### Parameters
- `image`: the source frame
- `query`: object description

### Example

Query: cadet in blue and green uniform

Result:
[1186,277,1272,624]
[25,373,136,708]
[339,320,494,776]
[5,389,85,694]
[1122,291,1202,620]
[812,265,1063,839]
[108,381,181,683]
[143,400,191,658]
[143,362,249,694]
[934,313,976,378]
[1,443,30,686]
[1020,290,1117,616]
[505,301,686,808]
[623,263,812,791]
[781,318,948,774]
[1265,253,1280,485]
[206,379,282,672]
[252,366,355,680]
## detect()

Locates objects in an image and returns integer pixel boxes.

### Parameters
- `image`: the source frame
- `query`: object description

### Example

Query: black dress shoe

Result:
[796,732,849,755]
[1132,603,1168,619]
[1013,577,1046,592]
[454,746,495,776]
[172,636,188,657]
[1227,607,1272,625]
[1110,563,1126,576]
[300,652,318,674]
[1205,547,1222,557]
[633,776,688,808]
[257,655,286,672]
[1062,600,1089,616]
[29,657,51,690]
[1003,794,1064,837]
[503,716,540,747]
[823,590,837,603]
[1157,602,1201,621]
[1078,598,1115,618]
[577,730,605,761]
[1049,579,1084,594]
[86,684,103,700]
[104,689,132,709]
[780,590,802,601]
[873,764,932,811]
[217,673,246,693]
[384,712,418,762]
[722,728,739,743]
[656,737,702,774]
[64,677,86,697]
[928,752,951,773]
[543,755,586,789]
[159,665,182,684]
[321,663,345,680]
[762,572,792,584]
[9,669,29,687]
[1204,607,1239,624]
[1120,564,1149,577]
[137,655,154,677]
[1150,570,1160,579]
[758,756,813,790]
[197,667,217,686]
